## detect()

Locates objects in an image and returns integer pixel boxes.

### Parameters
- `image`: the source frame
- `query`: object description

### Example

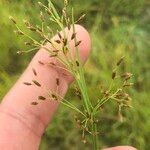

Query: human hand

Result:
[0,25,136,150]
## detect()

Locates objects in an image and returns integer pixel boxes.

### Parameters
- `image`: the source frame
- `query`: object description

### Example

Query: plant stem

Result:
[92,119,98,150]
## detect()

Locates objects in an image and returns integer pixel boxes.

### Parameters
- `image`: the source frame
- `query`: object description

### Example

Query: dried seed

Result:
[76,60,80,67]
[58,32,62,39]
[31,102,38,105]
[71,33,76,40]
[62,46,69,55]
[32,80,41,87]
[112,71,116,80]
[32,68,37,76]
[55,40,61,44]
[51,94,58,100]
[75,41,82,47]
[36,26,42,32]
[27,27,36,32]
[68,24,71,30]
[63,38,67,46]
[23,82,32,86]
[117,56,124,66]
[38,96,46,100]
[9,16,17,24]
[46,9,52,15]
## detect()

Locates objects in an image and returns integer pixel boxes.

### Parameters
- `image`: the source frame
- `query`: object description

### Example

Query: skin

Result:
[0,25,136,150]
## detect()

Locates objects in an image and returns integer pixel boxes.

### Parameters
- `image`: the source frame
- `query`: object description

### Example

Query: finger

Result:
[103,146,137,150]
[0,25,91,149]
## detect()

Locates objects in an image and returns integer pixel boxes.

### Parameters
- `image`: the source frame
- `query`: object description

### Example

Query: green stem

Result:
[92,122,98,150]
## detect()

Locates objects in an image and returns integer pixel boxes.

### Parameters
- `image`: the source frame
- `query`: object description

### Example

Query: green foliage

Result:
[0,0,149,149]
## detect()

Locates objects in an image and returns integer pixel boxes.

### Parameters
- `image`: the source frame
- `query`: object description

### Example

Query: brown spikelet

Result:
[112,71,116,80]
[58,32,62,39]
[9,16,17,24]
[63,38,67,46]
[71,33,76,40]
[31,102,38,105]
[55,40,61,44]
[75,41,82,47]
[76,60,80,67]
[27,27,36,32]
[51,94,58,100]
[62,46,69,55]
[23,82,32,86]
[46,9,52,15]
[38,96,46,100]
[32,68,37,76]
[117,56,124,66]
[32,80,41,87]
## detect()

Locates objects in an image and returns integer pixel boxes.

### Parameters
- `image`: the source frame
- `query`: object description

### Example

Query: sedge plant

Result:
[9,0,133,149]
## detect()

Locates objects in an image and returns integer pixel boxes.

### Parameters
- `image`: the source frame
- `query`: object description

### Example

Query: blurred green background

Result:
[0,0,149,149]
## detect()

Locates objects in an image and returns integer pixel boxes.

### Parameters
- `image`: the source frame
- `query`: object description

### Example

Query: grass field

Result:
[0,0,149,149]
